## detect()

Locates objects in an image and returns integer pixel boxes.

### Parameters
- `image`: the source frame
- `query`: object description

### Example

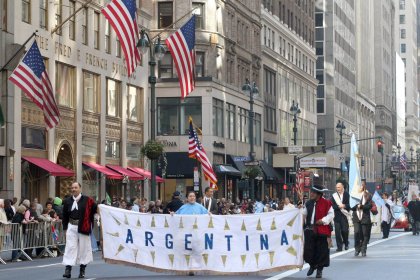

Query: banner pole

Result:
[0,31,38,72]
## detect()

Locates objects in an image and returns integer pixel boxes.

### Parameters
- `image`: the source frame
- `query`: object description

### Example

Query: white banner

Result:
[99,205,304,274]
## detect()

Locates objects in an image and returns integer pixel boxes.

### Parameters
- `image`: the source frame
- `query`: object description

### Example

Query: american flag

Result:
[101,0,141,76]
[166,15,196,99]
[400,152,408,171]
[9,41,59,129]
[51,224,59,242]
[188,119,217,188]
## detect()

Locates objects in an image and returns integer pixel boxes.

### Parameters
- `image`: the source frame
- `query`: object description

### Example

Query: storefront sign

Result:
[299,157,327,168]
[99,205,304,274]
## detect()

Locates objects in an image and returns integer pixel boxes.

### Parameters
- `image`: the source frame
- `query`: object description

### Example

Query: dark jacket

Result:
[62,195,97,235]
[330,191,350,223]
[53,204,63,219]
[351,192,372,225]
[11,212,24,224]
[163,198,183,213]
[201,197,218,214]
[5,207,14,221]
[408,201,420,220]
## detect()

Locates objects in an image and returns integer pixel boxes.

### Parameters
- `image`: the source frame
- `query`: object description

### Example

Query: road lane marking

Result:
[0,262,61,272]
[265,232,411,280]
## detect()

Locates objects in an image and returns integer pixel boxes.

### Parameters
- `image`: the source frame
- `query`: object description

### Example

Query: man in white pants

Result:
[62,182,97,278]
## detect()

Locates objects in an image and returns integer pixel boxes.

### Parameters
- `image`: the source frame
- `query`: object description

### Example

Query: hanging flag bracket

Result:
[0,31,38,72]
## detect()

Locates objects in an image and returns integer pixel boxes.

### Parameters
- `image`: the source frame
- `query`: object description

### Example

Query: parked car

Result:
[391,205,411,231]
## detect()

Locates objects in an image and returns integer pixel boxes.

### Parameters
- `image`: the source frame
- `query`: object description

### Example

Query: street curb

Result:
[264,232,411,280]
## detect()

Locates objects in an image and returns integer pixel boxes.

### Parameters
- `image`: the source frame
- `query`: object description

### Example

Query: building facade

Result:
[261,0,318,195]
[315,0,357,188]
[0,0,149,203]
[396,0,420,151]
[373,0,397,185]
[149,0,268,201]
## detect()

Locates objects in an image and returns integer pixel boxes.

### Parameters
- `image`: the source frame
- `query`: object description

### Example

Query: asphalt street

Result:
[0,231,418,280]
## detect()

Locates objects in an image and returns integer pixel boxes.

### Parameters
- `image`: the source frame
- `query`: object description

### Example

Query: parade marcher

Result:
[407,194,420,235]
[331,182,351,251]
[282,197,295,210]
[352,183,372,257]
[381,192,392,238]
[175,191,208,215]
[163,191,183,214]
[201,187,218,214]
[62,182,97,279]
[254,197,265,213]
[302,185,334,279]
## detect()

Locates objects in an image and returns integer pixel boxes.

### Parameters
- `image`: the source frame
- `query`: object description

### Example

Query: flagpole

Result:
[0,31,38,72]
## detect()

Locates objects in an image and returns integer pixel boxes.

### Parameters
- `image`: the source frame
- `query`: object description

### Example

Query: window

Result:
[400,29,406,39]
[82,7,88,45]
[56,63,75,107]
[55,0,62,35]
[83,71,100,113]
[69,0,75,40]
[127,143,141,160]
[105,140,120,158]
[158,52,173,78]
[157,97,201,135]
[22,127,46,149]
[105,20,111,53]
[116,38,121,57]
[195,51,205,77]
[317,99,324,114]
[82,137,98,156]
[401,43,406,53]
[226,103,236,140]
[94,12,100,49]
[106,79,121,117]
[213,98,224,137]
[264,106,277,132]
[127,85,143,122]
[192,3,204,29]
[158,2,173,28]
[39,0,48,29]
[22,0,31,23]
[400,15,405,24]
[238,107,248,143]
[400,0,405,10]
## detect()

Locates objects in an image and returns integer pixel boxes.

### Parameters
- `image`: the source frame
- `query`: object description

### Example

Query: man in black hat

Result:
[302,185,334,279]
[163,191,183,214]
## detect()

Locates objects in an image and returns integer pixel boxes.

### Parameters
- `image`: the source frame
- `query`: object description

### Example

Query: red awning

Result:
[22,157,75,177]
[128,167,165,183]
[83,162,123,180]
[106,165,144,180]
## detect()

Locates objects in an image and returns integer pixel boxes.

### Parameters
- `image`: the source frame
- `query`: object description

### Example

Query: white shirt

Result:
[283,203,296,210]
[302,202,335,225]
[381,199,392,223]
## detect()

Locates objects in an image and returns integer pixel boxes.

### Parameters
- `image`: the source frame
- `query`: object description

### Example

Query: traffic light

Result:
[283,184,288,190]
[377,140,384,153]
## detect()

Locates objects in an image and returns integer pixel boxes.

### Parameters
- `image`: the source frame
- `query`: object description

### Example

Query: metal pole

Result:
[293,113,297,202]
[50,0,94,36]
[381,151,384,188]
[398,149,401,191]
[339,128,343,153]
[0,31,38,72]
[146,32,157,202]
[249,83,255,200]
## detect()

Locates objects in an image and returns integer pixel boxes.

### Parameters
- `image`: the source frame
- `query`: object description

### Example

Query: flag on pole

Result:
[9,41,60,129]
[400,152,408,171]
[166,15,196,99]
[372,191,385,207]
[188,118,217,188]
[101,0,141,76]
[51,224,59,241]
[349,134,363,208]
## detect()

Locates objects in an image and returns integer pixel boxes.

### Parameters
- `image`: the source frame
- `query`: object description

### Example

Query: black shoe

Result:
[316,269,323,278]
[354,251,360,256]
[336,248,342,252]
[188,272,195,276]
[79,264,86,278]
[63,266,71,278]
[345,245,349,250]
[307,267,315,276]
[362,252,366,257]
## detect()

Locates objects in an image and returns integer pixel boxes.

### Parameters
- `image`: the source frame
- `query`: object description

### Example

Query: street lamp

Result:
[242,79,259,200]
[137,31,166,201]
[410,146,414,179]
[290,100,300,203]
[416,148,420,183]
[397,143,401,191]
[336,120,346,177]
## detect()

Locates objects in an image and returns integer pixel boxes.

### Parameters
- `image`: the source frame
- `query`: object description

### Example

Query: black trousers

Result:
[304,230,330,270]
[354,222,370,253]
[334,218,349,249]
[381,221,391,238]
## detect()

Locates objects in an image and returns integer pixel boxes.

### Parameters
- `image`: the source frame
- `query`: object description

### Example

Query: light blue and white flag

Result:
[372,191,385,207]
[349,134,363,207]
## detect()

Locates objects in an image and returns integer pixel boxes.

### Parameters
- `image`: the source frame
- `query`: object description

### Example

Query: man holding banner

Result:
[302,185,334,279]
[331,182,351,251]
